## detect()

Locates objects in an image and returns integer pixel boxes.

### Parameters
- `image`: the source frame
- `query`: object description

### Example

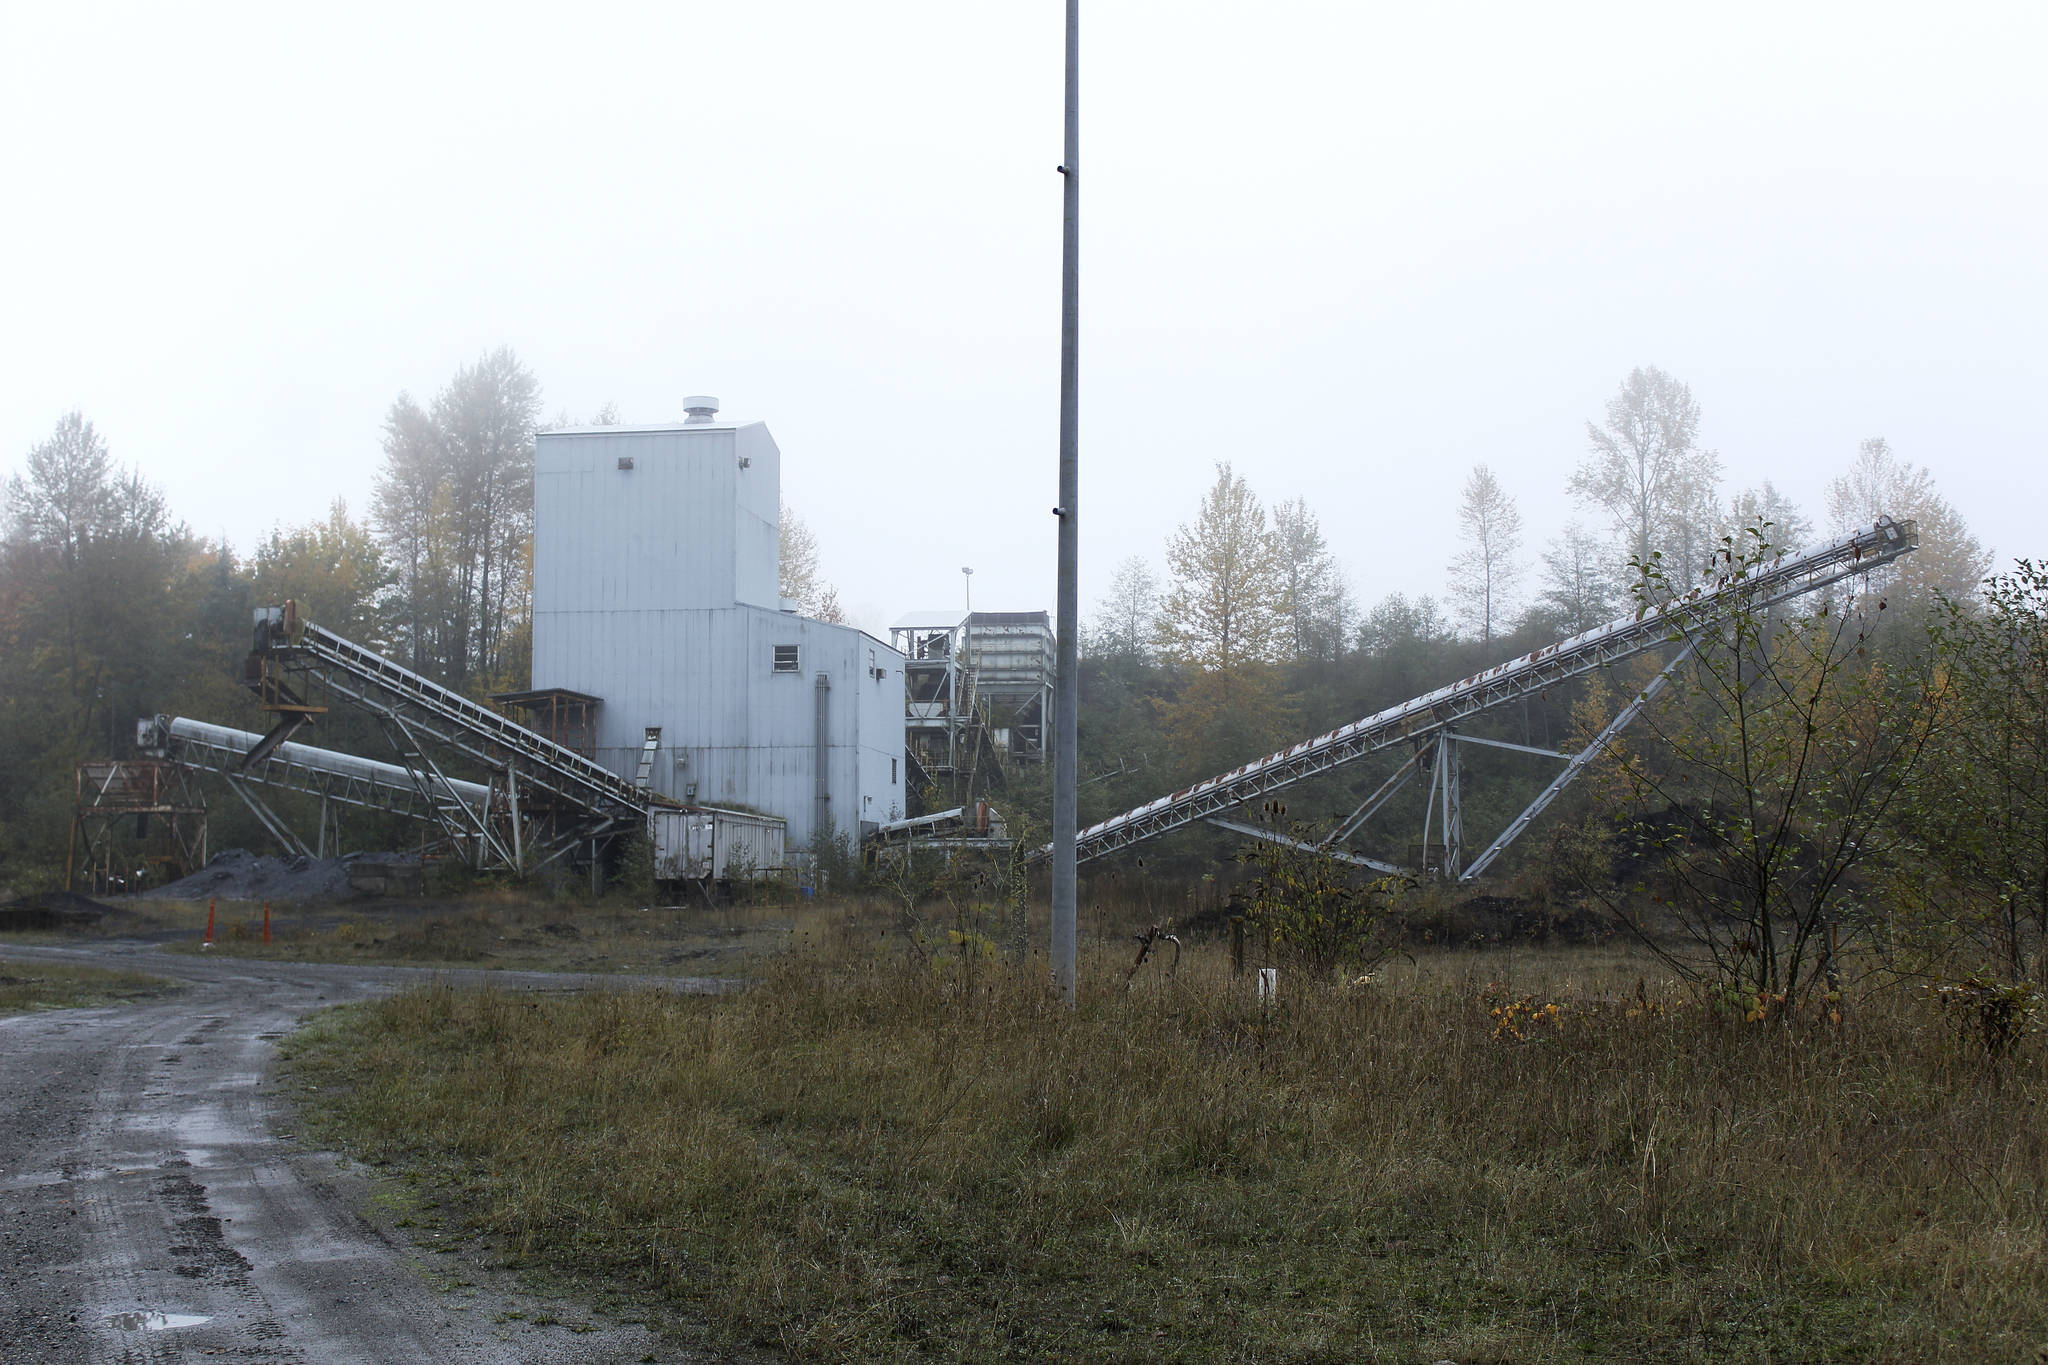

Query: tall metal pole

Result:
[1050,0,1081,1006]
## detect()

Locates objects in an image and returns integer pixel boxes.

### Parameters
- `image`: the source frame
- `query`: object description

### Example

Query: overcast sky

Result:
[5,2,2043,640]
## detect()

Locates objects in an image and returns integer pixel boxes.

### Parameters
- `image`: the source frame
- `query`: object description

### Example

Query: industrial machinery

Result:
[137,714,489,861]
[233,602,668,875]
[1042,517,1919,879]
[66,755,208,895]
[139,602,803,886]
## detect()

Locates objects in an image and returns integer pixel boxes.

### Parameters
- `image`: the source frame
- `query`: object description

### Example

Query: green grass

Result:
[0,959,178,1013]
[281,929,2048,1363]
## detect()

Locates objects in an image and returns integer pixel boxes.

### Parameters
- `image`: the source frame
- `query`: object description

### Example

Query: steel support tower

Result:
[1039,518,1918,878]
[239,604,674,875]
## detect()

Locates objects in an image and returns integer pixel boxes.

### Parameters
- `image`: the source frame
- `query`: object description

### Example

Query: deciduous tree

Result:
[1156,462,1285,671]
[1723,481,1811,556]
[251,500,395,651]
[1915,563,2048,982]
[1272,498,1354,663]
[2,413,180,743]
[778,507,845,622]
[1087,555,1159,659]
[435,348,541,690]
[1571,367,1723,586]
[1590,526,1948,1014]
[1531,521,1618,636]
[370,349,543,692]
[0,414,194,882]
[1446,464,1523,646]
[1826,438,1990,606]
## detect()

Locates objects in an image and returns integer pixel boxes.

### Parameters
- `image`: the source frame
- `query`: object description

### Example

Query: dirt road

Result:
[0,941,718,1363]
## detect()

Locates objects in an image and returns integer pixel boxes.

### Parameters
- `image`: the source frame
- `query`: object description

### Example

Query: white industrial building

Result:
[526,398,906,852]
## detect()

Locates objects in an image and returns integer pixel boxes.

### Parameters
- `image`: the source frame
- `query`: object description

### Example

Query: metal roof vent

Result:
[682,395,720,424]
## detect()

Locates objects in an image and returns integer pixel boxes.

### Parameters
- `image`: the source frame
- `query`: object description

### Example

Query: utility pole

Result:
[1051,0,1080,1007]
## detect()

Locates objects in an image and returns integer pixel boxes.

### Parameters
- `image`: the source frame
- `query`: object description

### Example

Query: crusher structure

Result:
[1041,517,1920,880]
[190,600,784,885]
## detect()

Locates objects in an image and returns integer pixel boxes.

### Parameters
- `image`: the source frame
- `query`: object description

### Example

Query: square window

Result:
[773,644,800,673]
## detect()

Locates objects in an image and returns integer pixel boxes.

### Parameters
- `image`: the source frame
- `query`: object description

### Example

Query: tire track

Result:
[1,942,717,1362]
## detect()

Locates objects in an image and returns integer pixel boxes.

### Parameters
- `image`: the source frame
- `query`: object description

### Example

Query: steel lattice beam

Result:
[1039,517,1918,869]
[252,618,663,823]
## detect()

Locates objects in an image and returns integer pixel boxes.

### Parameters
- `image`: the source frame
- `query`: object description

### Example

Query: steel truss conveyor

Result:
[242,604,675,874]
[1049,517,1919,880]
[139,715,490,861]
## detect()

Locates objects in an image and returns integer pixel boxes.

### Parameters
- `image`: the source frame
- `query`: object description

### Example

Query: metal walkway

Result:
[242,607,675,873]
[1045,517,1918,878]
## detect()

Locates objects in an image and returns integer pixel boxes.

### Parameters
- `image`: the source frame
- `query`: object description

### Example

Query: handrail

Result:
[255,617,669,821]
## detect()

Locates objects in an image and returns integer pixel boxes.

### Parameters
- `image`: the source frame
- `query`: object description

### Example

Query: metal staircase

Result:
[1040,517,1919,877]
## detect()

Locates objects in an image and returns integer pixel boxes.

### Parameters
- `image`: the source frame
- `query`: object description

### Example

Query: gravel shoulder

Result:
[0,939,725,1363]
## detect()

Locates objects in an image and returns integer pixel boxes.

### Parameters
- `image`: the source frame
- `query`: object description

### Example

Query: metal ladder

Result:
[634,727,662,790]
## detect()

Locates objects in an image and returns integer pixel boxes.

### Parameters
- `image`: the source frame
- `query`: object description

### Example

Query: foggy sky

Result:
[4,2,2043,640]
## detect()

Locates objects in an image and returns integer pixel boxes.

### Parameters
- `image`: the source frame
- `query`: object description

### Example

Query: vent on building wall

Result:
[616,456,634,470]
[773,644,800,673]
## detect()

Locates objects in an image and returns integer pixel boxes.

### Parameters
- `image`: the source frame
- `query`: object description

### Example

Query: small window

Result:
[773,644,800,673]
[890,758,898,784]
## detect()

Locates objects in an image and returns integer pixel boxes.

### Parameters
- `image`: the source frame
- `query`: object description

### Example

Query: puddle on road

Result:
[106,1310,212,1331]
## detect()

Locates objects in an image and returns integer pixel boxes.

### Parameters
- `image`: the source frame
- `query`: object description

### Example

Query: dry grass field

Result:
[151,892,812,975]
[279,912,2048,1363]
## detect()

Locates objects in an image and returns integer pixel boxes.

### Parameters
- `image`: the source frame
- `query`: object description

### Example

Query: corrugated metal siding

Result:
[532,421,904,852]
[732,424,782,609]
[534,426,741,619]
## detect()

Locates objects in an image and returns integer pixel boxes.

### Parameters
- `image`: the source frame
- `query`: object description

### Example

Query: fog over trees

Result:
[0,355,2018,905]
[371,348,542,694]
[1572,367,1723,587]
[778,509,846,623]
[1447,465,1524,647]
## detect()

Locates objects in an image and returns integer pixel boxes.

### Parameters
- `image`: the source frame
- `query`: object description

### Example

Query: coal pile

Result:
[0,890,131,932]
[140,849,419,903]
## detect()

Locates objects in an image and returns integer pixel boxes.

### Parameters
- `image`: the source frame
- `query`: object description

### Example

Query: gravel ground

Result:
[137,849,417,904]
[0,940,726,1363]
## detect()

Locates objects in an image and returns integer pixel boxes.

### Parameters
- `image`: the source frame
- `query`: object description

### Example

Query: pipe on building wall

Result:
[814,671,831,847]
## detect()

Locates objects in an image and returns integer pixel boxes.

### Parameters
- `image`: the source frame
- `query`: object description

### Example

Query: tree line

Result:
[1029,366,2001,894]
[1030,365,2044,1005]
[1094,365,1989,672]
[4,352,2033,998]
